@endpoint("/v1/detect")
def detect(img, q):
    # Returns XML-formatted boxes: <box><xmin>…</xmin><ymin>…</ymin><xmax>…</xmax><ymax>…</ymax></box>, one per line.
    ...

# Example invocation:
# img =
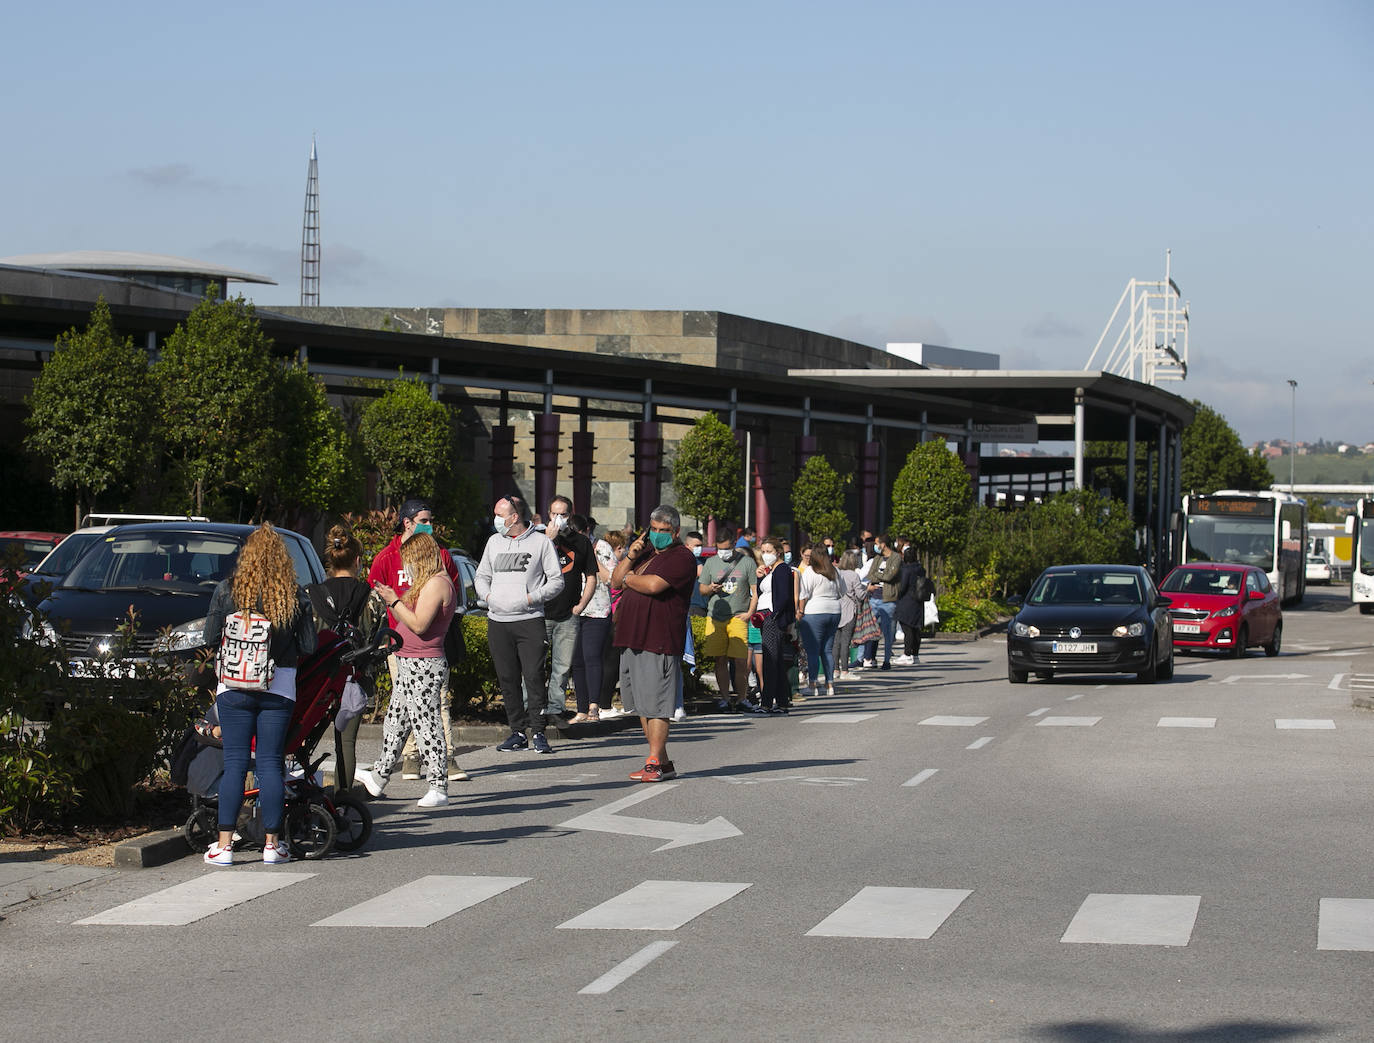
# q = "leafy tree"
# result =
<box><xmin>152</xmin><ymin>289</ymin><xmax>279</xmax><ymax>517</ymax></box>
<box><xmin>357</xmin><ymin>377</ymin><xmax>453</xmax><ymax>506</ymax></box>
<box><xmin>260</xmin><ymin>364</ymin><xmax>363</xmax><ymax>526</ymax></box>
<box><xmin>792</xmin><ymin>455</ymin><xmax>849</xmax><ymax>543</ymax></box>
<box><xmin>890</xmin><ymin>440</ymin><xmax>973</xmax><ymax>565</ymax></box>
<box><xmin>1180</xmin><ymin>401</ymin><xmax>1273</xmax><ymax>494</ymax></box>
<box><xmin>24</xmin><ymin>298</ymin><xmax>154</xmax><ymax>527</ymax></box>
<box><xmin>672</xmin><ymin>412</ymin><xmax>742</xmax><ymax>526</ymax></box>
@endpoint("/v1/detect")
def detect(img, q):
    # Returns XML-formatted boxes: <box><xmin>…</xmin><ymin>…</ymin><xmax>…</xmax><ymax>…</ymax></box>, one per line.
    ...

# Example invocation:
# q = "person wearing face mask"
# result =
<box><xmin>539</xmin><ymin>495</ymin><xmax>597</xmax><ymax>721</ymax></box>
<box><xmin>698</xmin><ymin>527</ymin><xmax>759</xmax><ymax>713</ymax></box>
<box><xmin>366</xmin><ymin>498</ymin><xmax>467</xmax><ymax>782</ymax></box>
<box><xmin>684</xmin><ymin>531</ymin><xmax>708</xmax><ymax>618</ymax></box>
<box><xmin>475</xmin><ymin>494</ymin><xmax>564</xmax><ymax>754</ymax></box>
<box><xmin>752</xmin><ymin>537</ymin><xmax>798</xmax><ymax>713</ymax></box>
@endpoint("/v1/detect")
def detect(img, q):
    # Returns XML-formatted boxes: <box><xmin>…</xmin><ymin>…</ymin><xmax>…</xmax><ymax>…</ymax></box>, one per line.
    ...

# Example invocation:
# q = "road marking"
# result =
<box><xmin>1036</xmin><ymin>716</ymin><xmax>1101</xmax><ymax>727</ymax></box>
<box><xmin>965</xmin><ymin>736</ymin><xmax>995</xmax><ymax>750</ymax></box>
<box><xmin>1064</xmin><ymin>693</ymin><xmax>1086</xmax><ymax>701</ymax></box>
<box><xmin>1028</xmin><ymin>707</ymin><xmax>1051</xmax><ymax>717</ymax></box>
<box><xmin>1158</xmin><ymin>717</ymin><xmax>1217</xmax><ymax>728</ymax></box>
<box><xmin>559</xmin><ymin>785</ymin><xmax>742</xmax><ymax>851</ymax></box>
<box><xmin>579</xmin><ymin>941</ymin><xmax>679</xmax><ymax>994</ymax></box>
<box><xmin>312</xmin><ymin>875</ymin><xmax>528</xmax><ymax>927</ymax></box>
<box><xmin>1061</xmin><ymin>893</ymin><xmax>1200</xmax><ymax>946</ymax></box>
<box><xmin>1275</xmin><ymin>719</ymin><xmax>1336</xmax><ymax>730</ymax></box>
<box><xmin>709</xmin><ymin>774</ymin><xmax>868</xmax><ymax>787</ymax></box>
<box><xmin>800</xmin><ymin>712</ymin><xmax>878</xmax><ymax>724</ymax></box>
<box><xmin>918</xmin><ymin>715</ymin><xmax>990</xmax><ymax>727</ymax></box>
<box><xmin>76</xmin><ymin>872</ymin><xmax>315</xmax><ymax>926</ymax></box>
<box><xmin>1318</xmin><ymin>898</ymin><xmax>1374</xmax><ymax>951</ymax></box>
<box><xmin>902</xmin><ymin>769</ymin><xmax>939</xmax><ymax>788</ymax></box>
<box><xmin>1328</xmin><ymin>674</ymin><xmax>1345</xmax><ymax>691</ymax></box>
<box><xmin>504</xmin><ymin>772</ymin><xmax>601</xmax><ymax>783</ymax></box>
<box><xmin>558</xmin><ymin>880</ymin><xmax>750</xmax><ymax>930</ymax></box>
<box><xmin>1094</xmin><ymin>684</ymin><xmax>1107</xmax><ymax>690</ymax></box>
<box><xmin>1220</xmin><ymin>673</ymin><xmax>1309</xmax><ymax>684</ymax></box>
<box><xmin>806</xmin><ymin>886</ymin><xmax>972</xmax><ymax>939</ymax></box>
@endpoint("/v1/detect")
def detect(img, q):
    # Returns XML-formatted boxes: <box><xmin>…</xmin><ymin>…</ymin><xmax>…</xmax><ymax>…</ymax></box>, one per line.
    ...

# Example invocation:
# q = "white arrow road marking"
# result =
<box><xmin>559</xmin><ymin>784</ymin><xmax>742</xmax><ymax>851</ymax></box>
<box><xmin>1329</xmin><ymin>673</ymin><xmax>1345</xmax><ymax>691</ymax></box>
<box><xmin>1220</xmin><ymin>673</ymin><xmax>1310</xmax><ymax>683</ymax></box>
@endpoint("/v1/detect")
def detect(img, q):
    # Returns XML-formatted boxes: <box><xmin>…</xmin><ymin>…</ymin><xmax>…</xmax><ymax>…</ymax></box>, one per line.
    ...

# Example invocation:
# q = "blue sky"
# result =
<box><xmin>5</xmin><ymin>0</ymin><xmax>1370</xmax><ymax>446</ymax></box>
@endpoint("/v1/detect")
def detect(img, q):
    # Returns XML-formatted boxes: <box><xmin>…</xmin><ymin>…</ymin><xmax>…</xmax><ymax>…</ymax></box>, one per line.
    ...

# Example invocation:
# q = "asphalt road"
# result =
<box><xmin>5</xmin><ymin>585</ymin><xmax>1374</xmax><ymax>1042</ymax></box>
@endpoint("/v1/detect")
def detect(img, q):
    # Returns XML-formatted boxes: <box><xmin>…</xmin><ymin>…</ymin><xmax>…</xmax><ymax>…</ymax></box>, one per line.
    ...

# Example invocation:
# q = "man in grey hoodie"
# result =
<box><xmin>475</xmin><ymin>494</ymin><xmax>564</xmax><ymax>753</ymax></box>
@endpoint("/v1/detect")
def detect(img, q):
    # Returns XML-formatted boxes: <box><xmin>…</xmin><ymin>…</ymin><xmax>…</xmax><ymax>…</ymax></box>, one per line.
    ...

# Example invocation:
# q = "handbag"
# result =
<box><xmin>923</xmin><ymin>598</ymin><xmax>940</xmax><ymax>628</ymax></box>
<box><xmin>852</xmin><ymin>599</ymin><xmax>880</xmax><ymax>645</ymax></box>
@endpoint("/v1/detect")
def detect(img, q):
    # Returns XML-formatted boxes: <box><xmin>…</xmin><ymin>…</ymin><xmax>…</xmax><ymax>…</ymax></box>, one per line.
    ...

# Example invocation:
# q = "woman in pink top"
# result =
<box><xmin>357</xmin><ymin>532</ymin><xmax>456</xmax><ymax>810</ymax></box>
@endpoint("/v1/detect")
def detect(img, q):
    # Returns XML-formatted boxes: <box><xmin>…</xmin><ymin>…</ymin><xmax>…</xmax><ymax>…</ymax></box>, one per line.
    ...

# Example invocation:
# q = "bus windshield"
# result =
<box><xmin>1185</xmin><ymin>515</ymin><xmax>1274</xmax><ymax>571</ymax></box>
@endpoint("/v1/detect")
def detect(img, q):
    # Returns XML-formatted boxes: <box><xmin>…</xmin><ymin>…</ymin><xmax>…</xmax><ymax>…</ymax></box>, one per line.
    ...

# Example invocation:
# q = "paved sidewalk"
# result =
<box><xmin>0</xmin><ymin>860</ymin><xmax>115</xmax><ymax>914</ymax></box>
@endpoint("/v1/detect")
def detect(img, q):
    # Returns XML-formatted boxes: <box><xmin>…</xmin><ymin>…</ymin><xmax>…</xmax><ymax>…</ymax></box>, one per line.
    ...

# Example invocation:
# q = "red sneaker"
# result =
<box><xmin>629</xmin><ymin>758</ymin><xmax>676</xmax><ymax>782</ymax></box>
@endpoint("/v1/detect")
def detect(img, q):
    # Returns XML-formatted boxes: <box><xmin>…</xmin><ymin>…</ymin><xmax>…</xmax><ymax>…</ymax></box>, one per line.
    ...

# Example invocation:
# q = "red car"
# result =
<box><xmin>0</xmin><ymin>530</ymin><xmax>65</xmax><ymax>574</ymax></box>
<box><xmin>1159</xmin><ymin>563</ymin><xmax>1282</xmax><ymax>658</ymax></box>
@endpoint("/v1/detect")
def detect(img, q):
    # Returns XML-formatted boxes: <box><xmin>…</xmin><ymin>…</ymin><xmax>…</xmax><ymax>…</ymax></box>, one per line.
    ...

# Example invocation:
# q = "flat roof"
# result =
<box><xmin>0</xmin><ymin>250</ymin><xmax>275</xmax><ymax>286</ymax></box>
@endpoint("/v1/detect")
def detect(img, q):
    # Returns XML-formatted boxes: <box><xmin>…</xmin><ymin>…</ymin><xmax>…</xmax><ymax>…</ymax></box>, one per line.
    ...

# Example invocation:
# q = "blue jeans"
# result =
<box><xmin>871</xmin><ymin>599</ymin><xmax>896</xmax><ymax>664</ymax></box>
<box><xmin>799</xmin><ymin>612</ymin><xmax>841</xmax><ymax>686</ymax></box>
<box><xmin>216</xmin><ymin>688</ymin><xmax>294</xmax><ymax>833</ymax></box>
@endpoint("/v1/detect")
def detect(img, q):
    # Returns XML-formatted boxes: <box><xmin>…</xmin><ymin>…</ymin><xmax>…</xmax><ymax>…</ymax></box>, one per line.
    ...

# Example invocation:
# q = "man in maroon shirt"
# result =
<box><xmin>611</xmin><ymin>504</ymin><xmax>697</xmax><ymax>782</ymax></box>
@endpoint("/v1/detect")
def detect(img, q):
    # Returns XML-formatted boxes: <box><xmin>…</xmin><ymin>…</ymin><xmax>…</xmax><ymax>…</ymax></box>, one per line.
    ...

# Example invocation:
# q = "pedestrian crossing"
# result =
<box><xmin>70</xmin><ymin>872</ymin><xmax>1374</xmax><ymax>952</ymax></box>
<box><xmin>913</xmin><ymin>713</ymin><xmax>1347</xmax><ymax>731</ymax></box>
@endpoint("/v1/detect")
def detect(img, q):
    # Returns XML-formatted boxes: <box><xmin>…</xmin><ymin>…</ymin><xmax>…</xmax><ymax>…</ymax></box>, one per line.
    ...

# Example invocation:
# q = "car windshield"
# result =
<box><xmin>62</xmin><ymin>532</ymin><xmax>244</xmax><ymax>593</ymax></box>
<box><xmin>0</xmin><ymin>536</ymin><xmax>61</xmax><ymax>571</ymax></box>
<box><xmin>31</xmin><ymin>532</ymin><xmax>103</xmax><ymax>577</ymax></box>
<box><xmin>1160</xmin><ymin>568</ymin><xmax>1243</xmax><ymax>596</ymax></box>
<box><xmin>1028</xmin><ymin>571</ymin><xmax>1144</xmax><ymax>606</ymax></box>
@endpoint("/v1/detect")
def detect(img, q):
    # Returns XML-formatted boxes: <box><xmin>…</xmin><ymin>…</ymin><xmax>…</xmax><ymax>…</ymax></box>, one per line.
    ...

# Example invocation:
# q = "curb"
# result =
<box><xmin>113</xmin><ymin>828</ymin><xmax>189</xmax><ymax>869</ymax></box>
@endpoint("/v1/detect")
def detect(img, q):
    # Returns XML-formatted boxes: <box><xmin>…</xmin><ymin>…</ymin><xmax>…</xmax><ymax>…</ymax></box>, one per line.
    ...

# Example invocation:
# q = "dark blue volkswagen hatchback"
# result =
<box><xmin>1006</xmin><ymin>564</ymin><xmax>1174</xmax><ymax>684</ymax></box>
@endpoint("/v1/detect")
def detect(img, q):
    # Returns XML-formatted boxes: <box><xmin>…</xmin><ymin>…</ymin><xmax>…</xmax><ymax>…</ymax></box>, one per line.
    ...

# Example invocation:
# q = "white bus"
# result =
<box><xmin>1346</xmin><ymin>498</ymin><xmax>1374</xmax><ymax>613</ymax></box>
<box><xmin>1178</xmin><ymin>490</ymin><xmax>1307</xmax><ymax>604</ymax></box>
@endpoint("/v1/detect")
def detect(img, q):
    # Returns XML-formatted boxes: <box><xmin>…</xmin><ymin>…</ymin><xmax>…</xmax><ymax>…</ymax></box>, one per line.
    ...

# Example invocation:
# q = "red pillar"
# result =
<box><xmin>533</xmin><ymin>413</ymin><xmax>561</xmax><ymax>518</ymax></box>
<box><xmin>752</xmin><ymin>442</ymin><xmax>771</xmax><ymax>538</ymax></box>
<box><xmin>633</xmin><ymin>421</ymin><xmax>662</xmax><ymax>525</ymax></box>
<box><xmin>571</xmin><ymin>430</ymin><xmax>595</xmax><ymax>518</ymax></box>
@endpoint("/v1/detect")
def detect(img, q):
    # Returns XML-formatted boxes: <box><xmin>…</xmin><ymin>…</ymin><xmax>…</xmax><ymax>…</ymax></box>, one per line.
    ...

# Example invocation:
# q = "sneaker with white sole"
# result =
<box><xmin>496</xmin><ymin>732</ymin><xmax>529</xmax><ymax>752</ymax></box>
<box><xmin>417</xmin><ymin>788</ymin><xmax>449</xmax><ymax>809</ymax></box>
<box><xmin>400</xmin><ymin>755</ymin><xmax>421</xmax><ymax>780</ymax></box>
<box><xmin>204</xmin><ymin>841</ymin><xmax>233</xmax><ymax>866</ymax></box>
<box><xmin>447</xmin><ymin>757</ymin><xmax>470</xmax><ymax>782</ymax></box>
<box><xmin>672</xmin><ymin>707</ymin><xmax>688</xmax><ymax>722</ymax></box>
<box><xmin>599</xmin><ymin>706</ymin><xmax>624</xmax><ymax>720</ymax></box>
<box><xmin>530</xmin><ymin>733</ymin><xmax>553</xmax><ymax>754</ymax></box>
<box><xmin>263</xmin><ymin>840</ymin><xmax>291</xmax><ymax>864</ymax></box>
<box><xmin>356</xmin><ymin>768</ymin><xmax>386</xmax><ymax>798</ymax></box>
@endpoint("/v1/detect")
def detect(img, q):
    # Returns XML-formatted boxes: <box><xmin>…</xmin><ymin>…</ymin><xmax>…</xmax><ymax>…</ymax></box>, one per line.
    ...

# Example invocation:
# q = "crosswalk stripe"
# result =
<box><xmin>1317</xmin><ymin>898</ymin><xmax>1374</xmax><ymax>951</ymax></box>
<box><xmin>806</xmin><ymin>886</ymin><xmax>972</xmax><ymax>939</ymax></box>
<box><xmin>312</xmin><ymin>875</ymin><xmax>529</xmax><ymax>927</ymax></box>
<box><xmin>557</xmin><ymin>880</ymin><xmax>750</xmax><ymax>931</ymax></box>
<box><xmin>919</xmin><ymin>715</ymin><xmax>990</xmax><ymax>727</ymax></box>
<box><xmin>800</xmin><ymin>713</ymin><xmax>877</xmax><ymax>724</ymax></box>
<box><xmin>902</xmin><ymin>769</ymin><xmax>939</xmax><ymax>788</ymax></box>
<box><xmin>75</xmin><ymin>872</ymin><xmax>315</xmax><ymax>926</ymax></box>
<box><xmin>579</xmin><ymin>941</ymin><xmax>679</xmax><ymax>994</ymax></box>
<box><xmin>1275</xmin><ymin>719</ymin><xmax>1336</xmax><ymax>730</ymax></box>
<box><xmin>965</xmin><ymin>736</ymin><xmax>995</xmax><ymax>750</ymax></box>
<box><xmin>1061</xmin><ymin>893</ymin><xmax>1200</xmax><ymax>946</ymax></box>
<box><xmin>1158</xmin><ymin>717</ymin><xmax>1217</xmax><ymax>728</ymax></box>
<box><xmin>1036</xmin><ymin>716</ymin><xmax>1101</xmax><ymax>727</ymax></box>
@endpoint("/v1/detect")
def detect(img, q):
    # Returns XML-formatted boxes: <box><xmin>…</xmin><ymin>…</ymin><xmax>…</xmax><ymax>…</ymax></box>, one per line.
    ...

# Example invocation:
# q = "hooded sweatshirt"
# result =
<box><xmin>474</xmin><ymin>524</ymin><xmax>564</xmax><ymax>623</ymax></box>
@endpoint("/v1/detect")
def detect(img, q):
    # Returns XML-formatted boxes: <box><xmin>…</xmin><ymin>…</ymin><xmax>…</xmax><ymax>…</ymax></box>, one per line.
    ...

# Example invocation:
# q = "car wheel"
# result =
<box><xmin>1158</xmin><ymin>644</ymin><xmax>1174</xmax><ymax>680</ymax></box>
<box><xmin>1230</xmin><ymin>624</ymin><xmax>1248</xmax><ymax>659</ymax></box>
<box><xmin>1137</xmin><ymin>640</ymin><xmax>1159</xmax><ymax>683</ymax></box>
<box><xmin>1264</xmin><ymin>622</ymin><xmax>1282</xmax><ymax>658</ymax></box>
<box><xmin>1361</xmin><ymin>604</ymin><xmax>1374</xmax><ymax>616</ymax></box>
<box><xmin>1008</xmin><ymin>664</ymin><xmax>1028</xmax><ymax>684</ymax></box>
<box><xmin>1034</xmin><ymin>670</ymin><xmax>1054</xmax><ymax>681</ymax></box>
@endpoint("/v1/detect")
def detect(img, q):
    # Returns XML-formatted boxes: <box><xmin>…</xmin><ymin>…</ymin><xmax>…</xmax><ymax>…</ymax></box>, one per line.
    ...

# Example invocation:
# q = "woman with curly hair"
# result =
<box><xmin>358</xmin><ymin>531</ymin><xmax>456</xmax><ymax>809</ymax></box>
<box><xmin>202</xmin><ymin>523</ymin><xmax>317</xmax><ymax>866</ymax></box>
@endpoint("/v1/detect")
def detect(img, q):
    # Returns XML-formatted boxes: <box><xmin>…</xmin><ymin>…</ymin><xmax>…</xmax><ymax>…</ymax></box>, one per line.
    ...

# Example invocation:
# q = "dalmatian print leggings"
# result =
<box><xmin>373</xmin><ymin>656</ymin><xmax>448</xmax><ymax>792</ymax></box>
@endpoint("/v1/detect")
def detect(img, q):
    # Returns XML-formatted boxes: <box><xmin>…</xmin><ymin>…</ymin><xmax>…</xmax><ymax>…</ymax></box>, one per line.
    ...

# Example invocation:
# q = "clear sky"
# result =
<box><xmin>5</xmin><ymin>1</ymin><xmax>1370</xmax><ymax>447</ymax></box>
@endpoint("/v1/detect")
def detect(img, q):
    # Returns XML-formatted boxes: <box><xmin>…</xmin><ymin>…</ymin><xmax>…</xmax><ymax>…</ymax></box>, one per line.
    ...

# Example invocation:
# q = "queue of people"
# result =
<box><xmin>202</xmin><ymin>504</ymin><xmax>938</xmax><ymax>866</ymax></box>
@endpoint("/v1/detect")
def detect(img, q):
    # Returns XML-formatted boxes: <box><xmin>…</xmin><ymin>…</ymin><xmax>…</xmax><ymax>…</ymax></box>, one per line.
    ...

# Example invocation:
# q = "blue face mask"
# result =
<box><xmin>648</xmin><ymin>530</ymin><xmax>674</xmax><ymax>550</ymax></box>
<box><xmin>690</xmin><ymin>545</ymin><xmax>702</xmax><ymax>558</ymax></box>
<box><xmin>784</xmin><ymin>552</ymin><xmax>793</xmax><ymax>564</ymax></box>
<box><xmin>412</xmin><ymin>522</ymin><xmax>433</xmax><ymax>535</ymax></box>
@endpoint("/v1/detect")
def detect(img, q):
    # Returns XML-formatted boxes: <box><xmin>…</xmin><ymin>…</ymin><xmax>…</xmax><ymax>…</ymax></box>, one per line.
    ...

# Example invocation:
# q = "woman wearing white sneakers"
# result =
<box><xmin>358</xmin><ymin>532</ymin><xmax>457</xmax><ymax>809</ymax></box>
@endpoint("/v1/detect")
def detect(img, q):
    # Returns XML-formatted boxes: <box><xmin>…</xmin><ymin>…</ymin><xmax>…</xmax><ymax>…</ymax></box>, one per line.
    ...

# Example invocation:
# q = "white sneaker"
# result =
<box><xmin>599</xmin><ymin>706</ymin><xmax>623</xmax><ymax>720</ymax></box>
<box><xmin>263</xmin><ymin>840</ymin><xmax>291</xmax><ymax>864</ymax></box>
<box><xmin>356</xmin><ymin>768</ymin><xmax>386</xmax><ymax>798</ymax></box>
<box><xmin>672</xmin><ymin>707</ymin><xmax>688</xmax><ymax>722</ymax></box>
<box><xmin>417</xmin><ymin>788</ymin><xmax>450</xmax><ymax>809</ymax></box>
<box><xmin>826</xmin><ymin>684</ymin><xmax>836</xmax><ymax>697</ymax></box>
<box><xmin>862</xmin><ymin>659</ymin><xmax>875</xmax><ymax>669</ymax></box>
<box><xmin>892</xmin><ymin>655</ymin><xmax>915</xmax><ymax>666</ymax></box>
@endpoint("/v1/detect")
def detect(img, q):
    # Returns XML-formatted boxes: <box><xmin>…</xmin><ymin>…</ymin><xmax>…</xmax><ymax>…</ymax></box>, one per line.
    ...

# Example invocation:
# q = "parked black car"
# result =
<box><xmin>28</xmin><ymin>522</ymin><xmax>326</xmax><ymax>688</ymax></box>
<box><xmin>1006</xmin><ymin>564</ymin><xmax>1174</xmax><ymax>684</ymax></box>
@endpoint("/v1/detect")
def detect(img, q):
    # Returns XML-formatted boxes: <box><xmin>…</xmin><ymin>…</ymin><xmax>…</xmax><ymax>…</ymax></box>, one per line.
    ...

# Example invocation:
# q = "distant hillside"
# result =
<box><xmin>1275</xmin><ymin>453</ymin><xmax>1374</xmax><ymax>485</ymax></box>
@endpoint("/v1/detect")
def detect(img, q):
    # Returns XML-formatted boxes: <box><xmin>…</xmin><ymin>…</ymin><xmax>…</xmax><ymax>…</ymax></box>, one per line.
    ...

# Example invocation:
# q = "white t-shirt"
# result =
<box><xmin>584</xmin><ymin>538</ymin><xmax>615</xmax><ymax>619</ymax></box>
<box><xmin>799</xmin><ymin>569</ymin><xmax>842</xmax><ymax>615</ymax></box>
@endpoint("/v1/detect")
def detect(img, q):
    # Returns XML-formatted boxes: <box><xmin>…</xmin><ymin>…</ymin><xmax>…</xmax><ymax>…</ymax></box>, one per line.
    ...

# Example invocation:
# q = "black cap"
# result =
<box><xmin>395</xmin><ymin>498</ymin><xmax>433</xmax><ymax>533</ymax></box>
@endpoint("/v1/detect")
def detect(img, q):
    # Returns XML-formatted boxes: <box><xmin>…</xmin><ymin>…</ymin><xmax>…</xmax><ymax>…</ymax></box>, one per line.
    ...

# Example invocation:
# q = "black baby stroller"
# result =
<box><xmin>176</xmin><ymin>624</ymin><xmax>400</xmax><ymax>859</ymax></box>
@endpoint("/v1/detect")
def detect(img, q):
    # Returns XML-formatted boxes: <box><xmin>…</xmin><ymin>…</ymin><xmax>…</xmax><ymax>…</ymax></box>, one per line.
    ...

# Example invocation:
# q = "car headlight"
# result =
<box><xmin>159</xmin><ymin>616</ymin><xmax>208</xmax><ymax>653</ymax></box>
<box><xmin>20</xmin><ymin>614</ymin><xmax>60</xmax><ymax>647</ymax></box>
<box><xmin>1112</xmin><ymin>622</ymin><xmax>1146</xmax><ymax>638</ymax></box>
<box><xmin>1211</xmin><ymin>604</ymin><xmax>1238</xmax><ymax>619</ymax></box>
<box><xmin>1011</xmin><ymin>621</ymin><xmax>1040</xmax><ymax>638</ymax></box>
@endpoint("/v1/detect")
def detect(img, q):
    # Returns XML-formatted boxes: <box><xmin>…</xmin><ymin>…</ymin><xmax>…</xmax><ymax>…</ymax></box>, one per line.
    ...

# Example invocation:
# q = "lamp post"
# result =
<box><xmin>1287</xmin><ymin>379</ymin><xmax>1297</xmax><ymax>493</ymax></box>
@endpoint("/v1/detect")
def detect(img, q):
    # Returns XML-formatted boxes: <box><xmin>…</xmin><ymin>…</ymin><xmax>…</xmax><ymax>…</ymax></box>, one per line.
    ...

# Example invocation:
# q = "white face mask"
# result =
<box><xmin>761</xmin><ymin>552</ymin><xmax>777</xmax><ymax>566</ymax></box>
<box><xmin>717</xmin><ymin>549</ymin><xmax>734</xmax><ymax>563</ymax></box>
<box><xmin>548</xmin><ymin>514</ymin><xmax>565</xmax><ymax>531</ymax></box>
<box><xmin>494</xmin><ymin>514</ymin><xmax>510</xmax><ymax>536</ymax></box>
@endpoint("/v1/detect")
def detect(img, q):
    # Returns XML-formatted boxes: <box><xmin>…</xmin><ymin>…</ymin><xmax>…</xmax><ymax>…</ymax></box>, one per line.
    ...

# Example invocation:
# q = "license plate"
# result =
<box><xmin>1173</xmin><ymin>623</ymin><xmax>1201</xmax><ymax>635</ymax></box>
<box><xmin>1051</xmin><ymin>641</ymin><xmax>1097</xmax><ymax>653</ymax></box>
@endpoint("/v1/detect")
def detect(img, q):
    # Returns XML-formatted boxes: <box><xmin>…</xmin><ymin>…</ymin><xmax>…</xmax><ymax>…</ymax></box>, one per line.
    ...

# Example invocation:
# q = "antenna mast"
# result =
<box><xmin>300</xmin><ymin>136</ymin><xmax>320</xmax><ymax>306</ymax></box>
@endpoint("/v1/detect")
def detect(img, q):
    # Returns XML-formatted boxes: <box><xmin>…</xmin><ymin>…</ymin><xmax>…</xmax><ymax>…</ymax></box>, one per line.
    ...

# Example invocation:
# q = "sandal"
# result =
<box><xmin>193</xmin><ymin>718</ymin><xmax>223</xmax><ymax>748</ymax></box>
<box><xmin>568</xmin><ymin>713</ymin><xmax>590</xmax><ymax>724</ymax></box>
<box><xmin>587</xmin><ymin>708</ymin><xmax>601</xmax><ymax>721</ymax></box>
